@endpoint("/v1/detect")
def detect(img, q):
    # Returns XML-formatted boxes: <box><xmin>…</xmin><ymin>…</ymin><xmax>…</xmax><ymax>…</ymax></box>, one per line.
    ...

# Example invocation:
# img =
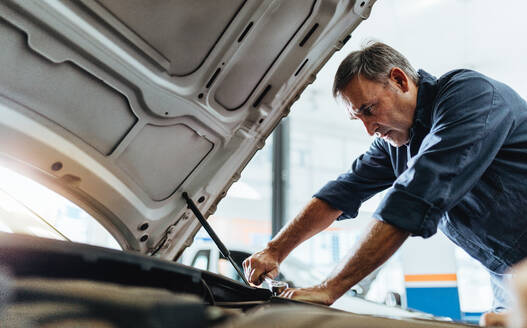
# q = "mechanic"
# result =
<box><xmin>243</xmin><ymin>41</ymin><xmax>527</xmax><ymax>323</ymax></box>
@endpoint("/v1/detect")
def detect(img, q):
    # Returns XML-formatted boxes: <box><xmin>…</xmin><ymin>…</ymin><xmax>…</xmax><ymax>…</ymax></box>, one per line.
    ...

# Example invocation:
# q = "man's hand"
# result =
<box><xmin>242</xmin><ymin>249</ymin><xmax>280</xmax><ymax>286</ymax></box>
<box><xmin>279</xmin><ymin>283</ymin><xmax>337</xmax><ymax>306</ymax></box>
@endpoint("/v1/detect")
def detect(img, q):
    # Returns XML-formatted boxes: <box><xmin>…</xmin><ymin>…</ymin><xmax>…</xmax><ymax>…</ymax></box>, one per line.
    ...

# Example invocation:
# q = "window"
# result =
<box><xmin>0</xmin><ymin>166</ymin><xmax>120</xmax><ymax>250</ymax></box>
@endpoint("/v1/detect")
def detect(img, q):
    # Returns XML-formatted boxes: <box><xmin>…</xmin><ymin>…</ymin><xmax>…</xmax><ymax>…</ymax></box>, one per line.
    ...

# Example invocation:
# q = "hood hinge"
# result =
<box><xmin>150</xmin><ymin>213</ymin><xmax>191</xmax><ymax>256</ymax></box>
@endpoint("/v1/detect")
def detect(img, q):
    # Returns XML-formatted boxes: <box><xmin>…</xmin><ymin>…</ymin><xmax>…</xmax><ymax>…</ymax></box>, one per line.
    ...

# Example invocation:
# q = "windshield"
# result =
<box><xmin>0</xmin><ymin>166</ymin><xmax>120</xmax><ymax>250</ymax></box>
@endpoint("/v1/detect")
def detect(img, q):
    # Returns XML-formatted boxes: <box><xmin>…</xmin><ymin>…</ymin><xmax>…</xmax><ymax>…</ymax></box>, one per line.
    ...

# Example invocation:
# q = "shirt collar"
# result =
<box><xmin>412</xmin><ymin>69</ymin><xmax>438</xmax><ymax>132</ymax></box>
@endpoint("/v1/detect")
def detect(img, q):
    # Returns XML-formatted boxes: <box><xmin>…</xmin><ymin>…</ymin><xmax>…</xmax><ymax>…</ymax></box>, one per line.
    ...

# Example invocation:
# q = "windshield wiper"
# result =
<box><xmin>182</xmin><ymin>192</ymin><xmax>251</xmax><ymax>286</ymax></box>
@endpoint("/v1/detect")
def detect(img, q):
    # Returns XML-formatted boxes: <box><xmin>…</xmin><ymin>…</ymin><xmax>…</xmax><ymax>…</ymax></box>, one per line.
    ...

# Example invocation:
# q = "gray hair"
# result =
<box><xmin>332</xmin><ymin>41</ymin><xmax>419</xmax><ymax>100</ymax></box>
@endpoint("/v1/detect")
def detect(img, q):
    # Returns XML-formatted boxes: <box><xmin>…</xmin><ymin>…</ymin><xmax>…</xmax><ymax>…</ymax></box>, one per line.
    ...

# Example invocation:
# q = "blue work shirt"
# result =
<box><xmin>315</xmin><ymin>69</ymin><xmax>527</xmax><ymax>274</ymax></box>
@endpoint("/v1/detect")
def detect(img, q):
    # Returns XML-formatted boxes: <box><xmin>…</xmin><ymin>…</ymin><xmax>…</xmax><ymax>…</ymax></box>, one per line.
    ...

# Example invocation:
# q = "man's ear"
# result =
<box><xmin>389</xmin><ymin>67</ymin><xmax>409</xmax><ymax>92</ymax></box>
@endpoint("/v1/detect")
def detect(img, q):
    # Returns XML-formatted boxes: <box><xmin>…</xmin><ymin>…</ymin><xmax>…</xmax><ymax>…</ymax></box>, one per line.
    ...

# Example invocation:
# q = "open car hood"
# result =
<box><xmin>0</xmin><ymin>0</ymin><xmax>375</xmax><ymax>258</ymax></box>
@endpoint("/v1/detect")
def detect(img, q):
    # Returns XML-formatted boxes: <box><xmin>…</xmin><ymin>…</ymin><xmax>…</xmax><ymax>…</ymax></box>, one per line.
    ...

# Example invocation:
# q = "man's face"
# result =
<box><xmin>341</xmin><ymin>69</ymin><xmax>417</xmax><ymax>147</ymax></box>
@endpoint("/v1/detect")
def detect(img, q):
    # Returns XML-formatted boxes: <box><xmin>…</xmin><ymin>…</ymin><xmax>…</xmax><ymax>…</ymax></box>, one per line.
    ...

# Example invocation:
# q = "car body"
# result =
<box><xmin>0</xmin><ymin>0</ymin><xmax>476</xmax><ymax>327</ymax></box>
<box><xmin>181</xmin><ymin>240</ymin><xmax>438</xmax><ymax>319</ymax></box>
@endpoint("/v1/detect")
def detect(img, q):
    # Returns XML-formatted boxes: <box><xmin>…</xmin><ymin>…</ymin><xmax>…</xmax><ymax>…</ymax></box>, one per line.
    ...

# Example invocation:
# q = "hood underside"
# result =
<box><xmin>0</xmin><ymin>0</ymin><xmax>374</xmax><ymax>258</ymax></box>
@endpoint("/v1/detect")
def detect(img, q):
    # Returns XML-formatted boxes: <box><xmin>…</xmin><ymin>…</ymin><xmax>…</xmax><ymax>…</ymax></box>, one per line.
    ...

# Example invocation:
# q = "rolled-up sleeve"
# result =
<box><xmin>374</xmin><ymin>75</ymin><xmax>514</xmax><ymax>238</ymax></box>
<box><xmin>314</xmin><ymin>138</ymin><xmax>396</xmax><ymax>220</ymax></box>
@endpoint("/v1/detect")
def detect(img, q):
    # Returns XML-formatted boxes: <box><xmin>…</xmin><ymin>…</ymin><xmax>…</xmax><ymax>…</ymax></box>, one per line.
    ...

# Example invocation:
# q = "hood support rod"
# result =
<box><xmin>182</xmin><ymin>192</ymin><xmax>251</xmax><ymax>286</ymax></box>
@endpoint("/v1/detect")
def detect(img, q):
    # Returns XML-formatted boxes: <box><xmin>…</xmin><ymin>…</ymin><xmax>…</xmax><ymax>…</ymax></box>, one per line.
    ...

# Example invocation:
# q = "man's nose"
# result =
<box><xmin>359</xmin><ymin>117</ymin><xmax>377</xmax><ymax>136</ymax></box>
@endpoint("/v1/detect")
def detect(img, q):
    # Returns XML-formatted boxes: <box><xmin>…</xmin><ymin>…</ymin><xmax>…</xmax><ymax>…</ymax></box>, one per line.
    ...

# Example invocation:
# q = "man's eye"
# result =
<box><xmin>363</xmin><ymin>105</ymin><xmax>374</xmax><ymax>116</ymax></box>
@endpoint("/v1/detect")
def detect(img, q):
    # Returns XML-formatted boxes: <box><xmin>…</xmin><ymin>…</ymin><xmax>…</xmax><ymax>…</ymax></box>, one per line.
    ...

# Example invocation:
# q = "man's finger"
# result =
<box><xmin>249</xmin><ymin>267</ymin><xmax>256</xmax><ymax>283</ymax></box>
<box><xmin>280</xmin><ymin>289</ymin><xmax>295</xmax><ymax>299</ymax></box>
<box><xmin>267</xmin><ymin>268</ymin><xmax>279</xmax><ymax>279</ymax></box>
<box><xmin>242</xmin><ymin>261</ymin><xmax>249</xmax><ymax>280</ymax></box>
<box><xmin>249</xmin><ymin>267</ymin><xmax>263</xmax><ymax>285</ymax></box>
<box><xmin>243</xmin><ymin>258</ymin><xmax>251</xmax><ymax>279</ymax></box>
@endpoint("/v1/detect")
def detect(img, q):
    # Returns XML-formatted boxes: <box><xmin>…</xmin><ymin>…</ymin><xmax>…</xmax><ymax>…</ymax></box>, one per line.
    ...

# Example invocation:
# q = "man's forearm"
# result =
<box><xmin>322</xmin><ymin>219</ymin><xmax>409</xmax><ymax>301</ymax></box>
<box><xmin>266</xmin><ymin>198</ymin><xmax>342</xmax><ymax>262</ymax></box>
